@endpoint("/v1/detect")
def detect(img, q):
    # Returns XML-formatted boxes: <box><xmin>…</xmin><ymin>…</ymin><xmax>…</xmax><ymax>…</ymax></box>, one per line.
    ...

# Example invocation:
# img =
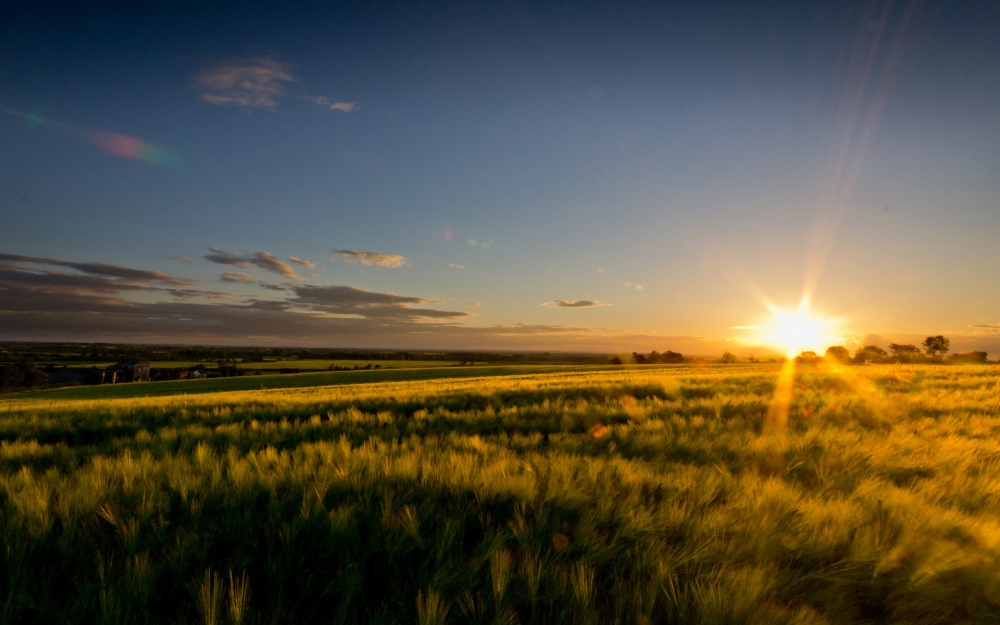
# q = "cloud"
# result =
<box><xmin>448</xmin><ymin>264</ymin><xmax>465</xmax><ymax>269</ymax></box>
<box><xmin>0</xmin><ymin>255</ymin><xmax>232</xmax><ymax>308</ymax></box>
<box><xmin>971</xmin><ymin>324</ymin><xmax>1000</xmax><ymax>329</ymax></box>
<box><xmin>204</xmin><ymin>248</ymin><xmax>300</xmax><ymax>280</ymax></box>
<box><xmin>167</xmin><ymin>255</ymin><xmax>193</xmax><ymax>263</ymax></box>
<box><xmin>220</xmin><ymin>272</ymin><xmax>254</xmax><ymax>284</ymax></box>
<box><xmin>0</xmin><ymin>254</ymin><xmax>473</xmax><ymax>342</ymax></box>
<box><xmin>256</xmin><ymin>282</ymin><xmax>295</xmax><ymax>292</ymax></box>
<box><xmin>729</xmin><ymin>325</ymin><xmax>767</xmax><ymax>330</ymax></box>
<box><xmin>313</xmin><ymin>96</ymin><xmax>356</xmax><ymax>112</ymax></box>
<box><xmin>194</xmin><ymin>58</ymin><xmax>295</xmax><ymax>108</ymax></box>
<box><xmin>204</xmin><ymin>247</ymin><xmax>251</xmax><ymax>269</ymax></box>
<box><xmin>464</xmin><ymin>301</ymin><xmax>482</xmax><ymax>306</ymax></box>
<box><xmin>331</xmin><ymin>250</ymin><xmax>410</xmax><ymax>268</ymax></box>
<box><xmin>541</xmin><ymin>300</ymin><xmax>606</xmax><ymax>308</ymax></box>
<box><xmin>290</xmin><ymin>285</ymin><xmax>467</xmax><ymax>320</ymax></box>
<box><xmin>249</xmin><ymin>252</ymin><xmax>299</xmax><ymax>280</ymax></box>
<box><xmin>288</xmin><ymin>256</ymin><xmax>316</xmax><ymax>269</ymax></box>
<box><xmin>0</xmin><ymin>253</ymin><xmax>195</xmax><ymax>287</ymax></box>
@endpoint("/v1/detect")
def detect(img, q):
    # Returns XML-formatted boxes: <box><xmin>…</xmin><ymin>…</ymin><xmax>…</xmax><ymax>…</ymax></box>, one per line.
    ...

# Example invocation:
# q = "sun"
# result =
<box><xmin>764</xmin><ymin>300</ymin><xmax>836</xmax><ymax>359</ymax></box>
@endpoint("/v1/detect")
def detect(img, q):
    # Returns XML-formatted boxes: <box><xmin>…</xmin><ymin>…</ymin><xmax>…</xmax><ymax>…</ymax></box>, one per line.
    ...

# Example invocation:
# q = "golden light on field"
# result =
<box><xmin>763</xmin><ymin>299</ymin><xmax>838</xmax><ymax>359</ymax></box>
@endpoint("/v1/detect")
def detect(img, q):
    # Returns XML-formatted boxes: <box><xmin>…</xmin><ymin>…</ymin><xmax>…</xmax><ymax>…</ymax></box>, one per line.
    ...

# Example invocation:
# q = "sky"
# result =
<box><xmin>1</xmin><ymin>0</ymin><xmax>998</xmax><ymax>356</ymax></box>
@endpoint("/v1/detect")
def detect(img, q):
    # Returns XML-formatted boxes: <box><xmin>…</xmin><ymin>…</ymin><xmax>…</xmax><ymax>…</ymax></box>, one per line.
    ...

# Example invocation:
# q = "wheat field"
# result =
<box><xmin>1</xmin><ymin>363</ymin><xmax>999</xmax><ymax>624</ymax></box>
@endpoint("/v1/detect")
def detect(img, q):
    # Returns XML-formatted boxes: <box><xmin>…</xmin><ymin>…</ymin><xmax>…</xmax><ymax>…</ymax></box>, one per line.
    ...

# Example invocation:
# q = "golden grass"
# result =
<box><xmin>0</xmin><ymin>363</ymin><xmax>998</xmax><ymax>623</ymax></box>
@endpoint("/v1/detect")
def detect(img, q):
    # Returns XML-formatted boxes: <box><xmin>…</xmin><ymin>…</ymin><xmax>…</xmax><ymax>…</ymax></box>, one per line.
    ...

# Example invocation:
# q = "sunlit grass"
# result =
<box><xmin>0</xmin><ymin>363</ymin><xmax>999</xmax><ymax>623</ymax></box>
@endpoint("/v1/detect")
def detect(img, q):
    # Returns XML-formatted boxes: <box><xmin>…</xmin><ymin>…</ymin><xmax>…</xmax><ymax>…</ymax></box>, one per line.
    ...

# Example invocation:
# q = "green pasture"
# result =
<box><xmin>37</xmin><ymin>359</ymin><xmax>461</xmax><ymax>371</ymax></box>
<box><xmin>2</xmin><ymin>363</ymin><xmax>619</xmax><ymax>402</ymax></box>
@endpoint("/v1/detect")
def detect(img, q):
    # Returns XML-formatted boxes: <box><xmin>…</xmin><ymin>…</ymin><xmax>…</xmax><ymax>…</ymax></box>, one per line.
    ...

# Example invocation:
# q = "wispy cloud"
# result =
<box><xmin>250</xmin><ymin>252</ymin><xmax>299</xmax><ymax>279</ymax></box>
<box><xmin>313</xmin><ymin>96</ymin><xmax>356</xmax><ymax>112</ymax></box>
<box><xmin>220</xmin><ymin>271</ymin><xmax>254</xmax><ymax>284</ymax></box>
<box><xmin>288</xmin><ymin>256</ymin><xmax>316</xmax><ymax>268</ymax></box>
<box><xmin>204</xmin><ymin>248</ymin><xmax>300</xmax><ymax>280</ymax></box>
<box><xmin>0</xmin><ymin>253</ymin><xmax>195</xmax><ymax>287</ymax></box>
<box><xmin>291</xmin><ymin>285</ymin><xmax>467</xmax><ymax>320</ymax></box>
<box><xmin>194</xmin><ymin>58</ymin><xmax>295</xmax><ymax>108</ymax></box>
<box><xmin>331</xmin><ymin>249</ymin><xmax>409</xmax><ymax>268</ymax></box>
<box><xmin>541</xmin><ymin>300</ymin><xmax>606</xmax><ymax>308</ymax></box>
<box><xmin>167</xmin><ymin>255</ymin><xmax>193</xmax><ymax>263</ymax></box>
<box><xmin>729</xmin><ymin>325</ymin><xmax>767</xmax><ymax>330</ymax></box>
<box><xmin>448</xmin><ymin>263</ymin><xmax>465</xmax><ymax>269</ymax></box>
<box><xmin>971</xmin><ymin>324</ymin><xmax>1000</xmax><ymax>329</ymax></box>
<box><xmin>464</xmin><ymin>301</ymin><xmax>482</xmax><ymax>306</ymax></box>
<box><xmin>204</xmin><ymin>247</ymin><xmax>251</xmax><ymax>269</ymax></box>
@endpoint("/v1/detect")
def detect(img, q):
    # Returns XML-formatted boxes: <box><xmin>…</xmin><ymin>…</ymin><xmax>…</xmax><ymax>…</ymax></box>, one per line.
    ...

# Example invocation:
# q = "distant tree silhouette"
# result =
<box><xmin>796</xmin><ymin>351</ymin><xmax>821</xmax><ymax>363</ymax></box>
<box><xmin>948</xmin><ymin>351</ymin><xmax>987</xmax><ymax>363</ymax></box>
<box><xmin>721</xmin><ymin>351</ymin><xmax>737</xmax><ymax>363</ymax></box>
<box><xmin>609</xmin><ymin>356</ymin><xmax>623</xmax><ymax>365</ymax></box>
<box><xmin>922</xmin><ymin>335</ymin><xmax>950</xmax><ymax>357</ymax></box>
<box><xmin>632</xmin><ymin>350</ymin><xmax>683</xmax><ymax>364</ymax></box>
<box><xmin>825</xmin><ymin>346</ymin><xmax>850</xmax><ymax>363</ymax></box>
<box><xmin>854</xmin><ymin>345</ymin><xmax>888</xmax><ymax>364</ymax></box>
<box><xmin>889</xmin><ymin>344</ymin><xmax>921</xmax><ymax>361</ymax></box>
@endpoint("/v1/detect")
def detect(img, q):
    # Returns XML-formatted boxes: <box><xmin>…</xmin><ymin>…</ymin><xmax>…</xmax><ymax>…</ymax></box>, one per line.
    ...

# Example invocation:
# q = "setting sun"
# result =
<box><xmin>764</xmin><ymin>301</ymin><xmax>837</xmax><ymax>358</ymax></box>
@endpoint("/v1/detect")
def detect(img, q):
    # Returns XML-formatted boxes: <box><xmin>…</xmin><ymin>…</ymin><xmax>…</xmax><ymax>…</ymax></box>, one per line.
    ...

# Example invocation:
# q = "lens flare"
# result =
<box><xmin>0</xmin><ymin>105</ymin><xmax>181</xmax><ymax>169</ymax></box>
<box><xmin>81</xmin><ymin>129</ymin><xmax>181</xmax><ymax>168</ymax></box>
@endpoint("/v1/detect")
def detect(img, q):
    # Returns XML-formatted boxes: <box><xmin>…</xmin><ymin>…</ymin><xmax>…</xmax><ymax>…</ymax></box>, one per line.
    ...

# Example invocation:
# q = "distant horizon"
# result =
<box><xmin>2</xmin><ymin>336</ymin><xmax>995</xmax><ymax>362</ymax></box>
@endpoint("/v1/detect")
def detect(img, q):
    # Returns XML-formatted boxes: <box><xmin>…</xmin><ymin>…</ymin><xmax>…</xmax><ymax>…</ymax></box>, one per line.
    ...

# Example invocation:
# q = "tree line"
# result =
<box><xmin>617</xmin><ymin>336</ymin><xmax>993</xmax><ymax>366</ymax></box>
<box><xmin>813</xmin><ymin>335</ymin><xmax>990</xmax><ymax>364</ymax></box>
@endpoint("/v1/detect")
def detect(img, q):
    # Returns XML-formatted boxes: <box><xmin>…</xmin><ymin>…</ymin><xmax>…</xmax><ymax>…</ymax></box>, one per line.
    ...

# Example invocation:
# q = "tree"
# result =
<box><xmin>922</xmin><ymin>335</ymin><xmax>950</xmax><ymax>357</ymax></box>
<box><xmin>889</xmin><ymin>343</ymin><xmax>921</xmax><ymax>358</ymax></box>
<box><xmin>949</xmin><ymin>351</ymin><xmax>987</xmax><ymax>363</ymax></box>
<box><xmin>889</xmin><ymin>343</ymin><xmax>922</xmax><ymax>363</ymax></box>
<box><xmin>825</xmin><ymin>346</ymin><xmax>850</xmax><ymax>363</ymax></box>
<box><xmin>661</xmin><ymin>351</ymin><xmax>684</xmax><ymax>364</ymax></box>
<box><xmin>796</xmin><ymin>351</ymin><xmax>821</xmax><ymax>363</ymax></box>
<box><xmin>720</xmin><ymin>351</ymin><xmax>737</xmax><ymax>363</ymax></box>
<box><xmin>854</xmin><ymin>345</ymin><xmax>887</xmax><ymax>364</ymax></box>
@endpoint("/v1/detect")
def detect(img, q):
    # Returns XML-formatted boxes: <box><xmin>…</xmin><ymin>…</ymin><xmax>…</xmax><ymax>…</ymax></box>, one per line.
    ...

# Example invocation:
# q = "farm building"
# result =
<box><xmin>48</xmin><ymin>367</ymin><xmax>85</xmax><ymax>385</ymax></box>
<box><xmin>104</xmin><ymin>360</ymin><xmax>150</xmax><ymax>383</ymax></box>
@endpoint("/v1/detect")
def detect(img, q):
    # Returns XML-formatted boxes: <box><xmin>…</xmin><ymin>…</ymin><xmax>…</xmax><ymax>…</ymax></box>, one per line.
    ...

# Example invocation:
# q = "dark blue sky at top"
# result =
<box><xmin>1</xmin><ymin>0</ymin><xmax>998</xmax><ymax>350</ymax></box>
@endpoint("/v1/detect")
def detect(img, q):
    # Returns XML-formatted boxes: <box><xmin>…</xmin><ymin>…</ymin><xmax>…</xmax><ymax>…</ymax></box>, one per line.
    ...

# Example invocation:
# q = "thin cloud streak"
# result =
<box><xmin>331</xmin><ymin>249</ymin><xmax>409</xmax><ymax>267</ymax></box>
<box><xmin>288</xmin><ymin>256</ymin><xmax>316</xmax><ymax>268</ymax></box>
<box><xmin>204</xmin><ymin>247</ymin><xmax>251</xmax><ymax>269</ymax></box>
<box><xmin>249</xmin><ymin>252</ymin><xmax>299</xmax><ymax>280</ymax></box>
<box><xmin>0</xmin><ymin>253</ymin><xmax>196</xmax><ymax>287</ymax></box>
<box><xmin>541</xmin><ymin>300</ymin><xmax>606</xmax><ymax>308</ymax></box>
<box><xmin>220</xmin><ymin>272</ymin><xmax>254</xmax><ymax>284</ymax></box>
<box><xmin>313</xmin><ymin>96</ymin><xmax>356</xmax><ymax>112</ymax></box>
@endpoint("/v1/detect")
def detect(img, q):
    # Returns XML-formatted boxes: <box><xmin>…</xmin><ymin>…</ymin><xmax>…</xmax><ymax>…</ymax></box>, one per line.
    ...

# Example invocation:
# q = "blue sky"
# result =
<box><xmin>1</xmin><ymin>1</ymin><xmax>998</xmax><ymax>354</ymax></box>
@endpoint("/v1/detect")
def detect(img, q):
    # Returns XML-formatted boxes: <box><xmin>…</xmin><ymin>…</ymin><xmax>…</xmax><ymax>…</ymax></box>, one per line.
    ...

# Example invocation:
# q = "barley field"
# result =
<box><xmin>1</xmin><ymin>363</ymin><xmax>1000</xmax><ymax>624</ymax></box>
